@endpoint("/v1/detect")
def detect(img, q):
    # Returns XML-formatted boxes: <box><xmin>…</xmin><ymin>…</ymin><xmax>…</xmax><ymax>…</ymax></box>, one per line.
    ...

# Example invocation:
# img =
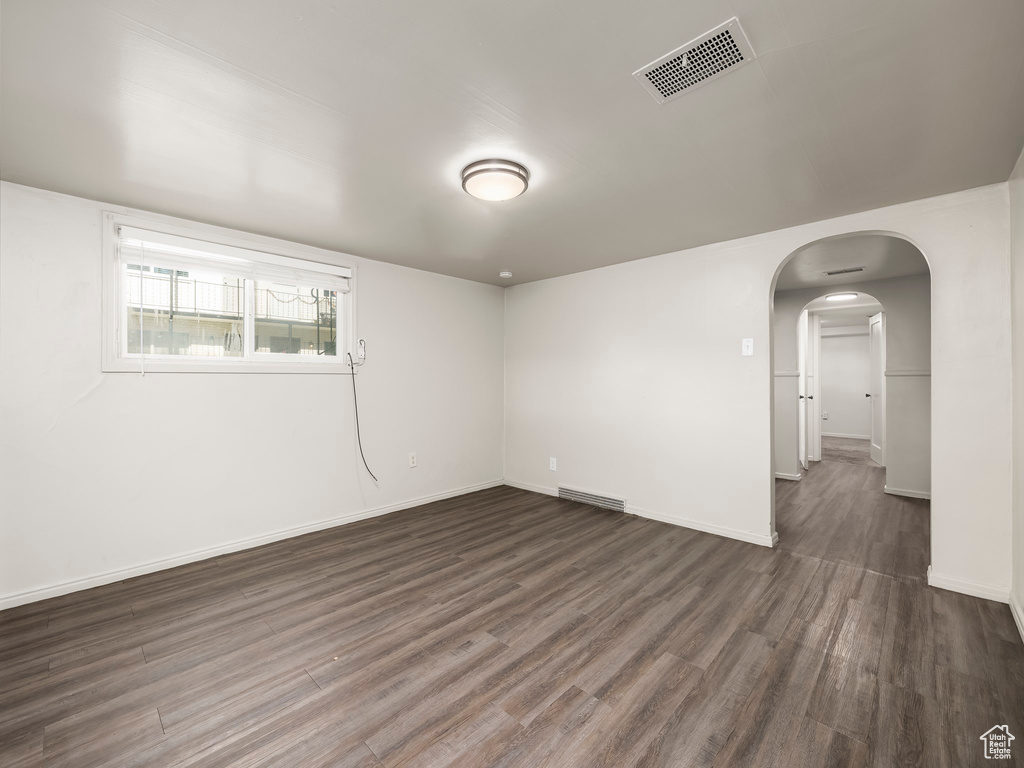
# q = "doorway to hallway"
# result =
<box><xmin>796</xmin><ymin>294</ymin><xmax>886</xmax><ymax>473</ymax></box>
<box><xmin>769</xmin><ymin>231</ymin><xmax>932</xmax><ymax>549</ymax></box>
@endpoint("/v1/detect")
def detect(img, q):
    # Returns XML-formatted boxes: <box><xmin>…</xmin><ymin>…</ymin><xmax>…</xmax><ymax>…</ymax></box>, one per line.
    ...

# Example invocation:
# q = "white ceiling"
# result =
<box><xmin>805</xmin><ymin>295</ymin><xmax>883</xmax><ymax>327</ymax></box>
<box><xmin>2</xmin><ymin>0</ymin><xmax>1023</xmax><ymax>285</ymax></box>
<box><xmin>775</xmin><ymin>234</ymin><xmax>929</xmax><ymax>290</ymax></box>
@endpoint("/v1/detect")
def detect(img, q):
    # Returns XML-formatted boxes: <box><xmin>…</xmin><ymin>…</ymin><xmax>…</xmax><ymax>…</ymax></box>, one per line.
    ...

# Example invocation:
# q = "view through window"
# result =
<box><xmin>112</xmin><ymin>223</ymin><xmax>352</xmax><ymax>369</ymax></box>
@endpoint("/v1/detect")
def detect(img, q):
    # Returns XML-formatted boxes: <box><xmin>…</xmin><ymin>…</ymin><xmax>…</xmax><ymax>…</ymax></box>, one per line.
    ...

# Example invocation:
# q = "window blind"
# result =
<box><xmin>117</xmin><ymin>225</ymin><xmax>352</xmax><ymax>292</ymax></box>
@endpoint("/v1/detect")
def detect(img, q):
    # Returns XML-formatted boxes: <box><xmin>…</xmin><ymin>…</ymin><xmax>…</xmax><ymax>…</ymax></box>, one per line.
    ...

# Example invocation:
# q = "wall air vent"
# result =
<box><xmin>823</xmin><ymin>266</ymin><xmax>865</xmax><ymax>276</ymax></box>
<box><xmin>633</xmin><ymin>18</ymin><xmax>756</xmax><ymax>104</ymax></box>
<box><xmin>558</xmin><ymin>486</ymin><xmax>626</xmax><ymax>514</ymax></box>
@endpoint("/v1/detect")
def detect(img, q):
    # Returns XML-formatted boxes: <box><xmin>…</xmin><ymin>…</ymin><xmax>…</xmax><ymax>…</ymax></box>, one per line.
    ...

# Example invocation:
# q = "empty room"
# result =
<box><xmin>2</xmin><ymin>1</ymin><xmax>1024</xmax><ymax>766</ymax></box>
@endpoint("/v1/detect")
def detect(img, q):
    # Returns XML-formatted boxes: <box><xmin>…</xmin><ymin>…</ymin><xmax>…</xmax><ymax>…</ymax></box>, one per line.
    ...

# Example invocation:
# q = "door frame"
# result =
<box><xmin>797</xmin><ymin>310</ymin><xmax>822</xmax><ymax>471</ymax></box>
<box><xmin>868</xmin><ymin>311</ymin><xmax>887</xmax><ymax>466</ymax></box>
<box><xmin>808</xmin><ymin>312</ymin><xmax>822</xmax><ymax>463</ymax></box>
<box><xmin>797</xmin><ymin>310</ymin><xmax>808</xmax><ymax>471</ymax></box>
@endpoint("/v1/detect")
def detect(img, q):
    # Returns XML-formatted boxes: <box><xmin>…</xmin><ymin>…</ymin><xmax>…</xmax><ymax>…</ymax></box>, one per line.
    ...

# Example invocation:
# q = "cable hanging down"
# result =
<box><xmin>347</xmin><ymin>352</ymin><xmax>378</xmax><ymax>483</ymax></box>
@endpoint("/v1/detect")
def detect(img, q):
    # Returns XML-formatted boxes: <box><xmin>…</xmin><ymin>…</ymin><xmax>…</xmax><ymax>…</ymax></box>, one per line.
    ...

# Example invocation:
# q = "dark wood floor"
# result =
<box><xmin>2</xmin><ymin>460</ymin><xmax>1022</xmax><ymax>767</ymax></box>
<box><xmin>820</xmin><ymin>436</ymin><xmax>880</xmax><ymax>467</ymax></box>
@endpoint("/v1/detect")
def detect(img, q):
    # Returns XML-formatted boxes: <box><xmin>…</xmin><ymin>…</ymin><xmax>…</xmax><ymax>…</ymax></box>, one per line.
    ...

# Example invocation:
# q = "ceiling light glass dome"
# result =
<box><xmin>461</xmin><ymin>159</ymin><xmax>530</xmax><ymax>201</ymax></box>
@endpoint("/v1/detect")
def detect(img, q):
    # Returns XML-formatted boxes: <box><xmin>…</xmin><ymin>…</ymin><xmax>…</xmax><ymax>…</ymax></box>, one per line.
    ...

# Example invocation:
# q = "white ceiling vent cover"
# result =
<box><xmin>633</xmin><ymin>18</ymin><xmax>756</xmax><ymax>104</ymax></box>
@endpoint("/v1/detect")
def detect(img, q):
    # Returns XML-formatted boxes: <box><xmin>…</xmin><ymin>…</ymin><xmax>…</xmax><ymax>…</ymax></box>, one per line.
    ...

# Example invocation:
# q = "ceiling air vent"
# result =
<box><xmin>633</xmin><ymin>18</ymin><xmax>756</xmax><ymax>104</ymax></box>
<box><xmin>823</xmin><ymin>266</ymin><xmax>865</xmax><ymax>276</ymax></box>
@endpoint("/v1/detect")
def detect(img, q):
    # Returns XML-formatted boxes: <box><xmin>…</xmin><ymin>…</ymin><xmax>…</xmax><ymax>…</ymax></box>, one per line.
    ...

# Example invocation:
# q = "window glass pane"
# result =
<box><xmin>253</xmin><ymin>281</ymin><xmax>339</xmax><ymax>356</ymax></box>
<box><xmin>124</xmin><ymin>263</ymin><xmax>245</xmax><ymax>357</ymax></box>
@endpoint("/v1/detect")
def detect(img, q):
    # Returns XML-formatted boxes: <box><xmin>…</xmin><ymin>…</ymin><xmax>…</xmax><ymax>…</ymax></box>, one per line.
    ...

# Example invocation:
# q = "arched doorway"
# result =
<box><xmin>769</xmin><ymin>233</ymin><xmax>932</xmax><ymax>563</ymax></box>
<box><xmin>790</xmin><ymin>290</ymin><xmax>885</xmax><ymax>473</ymax></box>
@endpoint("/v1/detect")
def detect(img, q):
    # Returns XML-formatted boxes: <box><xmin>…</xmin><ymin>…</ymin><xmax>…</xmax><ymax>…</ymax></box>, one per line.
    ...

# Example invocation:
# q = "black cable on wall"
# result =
<box><xmin>347</xmin><ymin>352</ymin><xmax>378</xmax><ymax>483</ymax></box>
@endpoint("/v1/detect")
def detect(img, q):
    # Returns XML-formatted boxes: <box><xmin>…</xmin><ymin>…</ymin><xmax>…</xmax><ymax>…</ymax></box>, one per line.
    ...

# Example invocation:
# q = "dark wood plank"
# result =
<box><xmin>0</xmin><ymin>457</ymin><xmax>1020</xmax><ymax>767</ymax></box>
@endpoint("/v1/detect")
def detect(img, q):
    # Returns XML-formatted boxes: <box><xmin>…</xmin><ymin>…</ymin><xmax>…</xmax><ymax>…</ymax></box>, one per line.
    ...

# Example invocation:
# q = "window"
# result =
<box><xmin>124</xmin><ymin>263</ymin><xmax>246</xmax><ymax>358</ymax></box>
<box><xmin>252</xmin><ymin>280</ymin><xmax>339</xmax><ymax>357</ymax></box>
<box><xmin>103</xmin><ymin>214</ymin><xmax>355</xmax><ymax>372</ymax></box>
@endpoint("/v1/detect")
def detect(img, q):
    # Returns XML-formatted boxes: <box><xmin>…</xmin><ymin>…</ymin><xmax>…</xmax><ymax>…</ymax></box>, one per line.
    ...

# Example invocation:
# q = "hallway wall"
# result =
<box><xmin>775</xmin><ymin>275</ymin><xmax>930</xmax><ymax>498</ymax></box>
<box><xmin>819</xmin><ymin>329</ymin><xmax>871</xmax><ymax>439</ymax></box>
<box><xmin>1010</xmin><ymin>146</ymin><xmax>1024</xmax><ymax>631</ymax></box>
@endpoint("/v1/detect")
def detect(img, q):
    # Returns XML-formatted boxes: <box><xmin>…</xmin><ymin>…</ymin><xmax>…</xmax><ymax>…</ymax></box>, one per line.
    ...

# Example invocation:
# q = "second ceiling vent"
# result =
<box><xmin>633</xmin><ymin>18</ymin><xmax>756</xmax><ymax>104</ymax></box>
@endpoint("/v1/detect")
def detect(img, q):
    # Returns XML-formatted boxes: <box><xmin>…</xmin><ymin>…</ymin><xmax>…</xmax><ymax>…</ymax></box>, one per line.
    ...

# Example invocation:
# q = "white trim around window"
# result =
<box><xmin>101</xmin><ymin>210</ymin><xmax>358</xmax><ymax>373</ymax></box>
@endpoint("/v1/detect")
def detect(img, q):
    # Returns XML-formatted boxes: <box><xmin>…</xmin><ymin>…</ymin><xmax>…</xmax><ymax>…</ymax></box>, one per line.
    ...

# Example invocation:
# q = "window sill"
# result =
<box><xmin>101</xmin><ymin>359</ymin><xmax>354</xmax><ymax>374</ymax></box>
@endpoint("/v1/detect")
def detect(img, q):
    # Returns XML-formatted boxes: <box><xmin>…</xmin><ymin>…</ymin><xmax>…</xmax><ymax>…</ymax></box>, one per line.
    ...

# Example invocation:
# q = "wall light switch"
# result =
<box><xmin>741</xmin><ymin>338</ymin><xmax>754</xmax><ymax>356</ymax></box>
<box><xmin>549</xmin><ymin>457</ymin><xmax>557</xmax><ymax>471</ymax></box>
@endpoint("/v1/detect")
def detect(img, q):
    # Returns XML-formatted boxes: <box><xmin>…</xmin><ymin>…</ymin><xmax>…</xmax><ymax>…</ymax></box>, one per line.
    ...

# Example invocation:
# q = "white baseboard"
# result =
<box><xmin>0</xmin><ymin>479</ymin><xmax>504</xmax><ymax>611</ymax></box>
<box><xmin>630</xmin><ymin>504</ymin><xmax>777</xmax><ymax>548</ymax></box>
<box><xmin>504</xmin><ymin>479</ymin><xmax>777</xmax><ymax>548</ymax></box>
<box><xmin>821</xmin><ymin>432</ymin><xmax>870</xmax><ymax>440</ymax></box>
<box><xmin>504</xmin><ymin>479</ymin><xmax>559</xmax><ymax>497</ymax></box>
<box><xmin>1010</xmin><ymin>592</ymin><xmax>1024</xmax><ymax>645</ymax></box>
<box><xmin>927</xmin><ymin>566</ymin><xmax>1010</xmax><ymax>603</ymax></box>
<box><xmin>884</xmin><ymin>485</ymin><xmax>931</xmax><ymax>500</ymax></box>
<box><xmin>774</xmin><ymin>472</ymin><xmax>802</xmax><ymax>481</ymax></box>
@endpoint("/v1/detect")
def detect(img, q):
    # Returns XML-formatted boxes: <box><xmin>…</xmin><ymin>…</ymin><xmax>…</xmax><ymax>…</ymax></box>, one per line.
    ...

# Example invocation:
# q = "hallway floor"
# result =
<box><xmin>1</xmin><ymin>467</ymin><xmax>1021</xmax><ymax>766</ymax></box>
<box><xmin>820</xmin><ymin>436</ymin><xmax>880</xmax><ymax>467</ymax></box>
<box><xmin>776</xmin><ymin>452</ymin><xmax>922</xmax><ymax>578</ymax></box>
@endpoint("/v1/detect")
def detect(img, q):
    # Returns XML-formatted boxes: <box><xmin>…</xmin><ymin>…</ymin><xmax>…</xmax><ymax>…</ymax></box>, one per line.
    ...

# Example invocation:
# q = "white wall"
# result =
<box><xmin>0</xmin><ymin>182</ymin><xmax>505</xmax><ymax>608</ymax></box>
<box><xmin>3</xmin><ymin>178</ymin><xmax>1019</xmax><ymax>611</ymax></box>
<box><xmin>504</xmin><ymin>183</ymin><xmax>1013</xmax><ymax>600</ymax></box>
<box><xmin>774</xmin><ymin>276</ymin><xmax>931</xmax><ymax>497</ymax></box>
<box><xmin>819</xmin><ymin>329</ymin><xmax>871</xmax><ymax>439</ymax></box>
<box><xmin>1010</xmin><ymin>147</ymin><xmax>1024</xmax><ymax>632</ymax></box>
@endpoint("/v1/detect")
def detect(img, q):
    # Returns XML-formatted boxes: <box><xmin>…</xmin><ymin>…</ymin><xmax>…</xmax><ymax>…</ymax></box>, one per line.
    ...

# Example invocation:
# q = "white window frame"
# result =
<box><xmin>102</xmin><ymin>210</ymin><xmax>358</xmax><ymax>373</ymax></box>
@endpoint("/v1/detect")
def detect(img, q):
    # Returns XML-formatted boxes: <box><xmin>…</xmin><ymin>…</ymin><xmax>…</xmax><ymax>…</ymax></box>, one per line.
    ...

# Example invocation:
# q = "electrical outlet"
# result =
<box><xmin>549</xmin><ymin>457</ymin><xmax>557</xmax><ymax>471</ymax></box>
<box><xmin>409</xmin><ymin>452</ymin><xmax>417</xmax><ymax>468</ymax></box>
<box><xmin>822</xmin><ymin>411</ymin><xmax>828</xmax><ymax>420</ymax></box>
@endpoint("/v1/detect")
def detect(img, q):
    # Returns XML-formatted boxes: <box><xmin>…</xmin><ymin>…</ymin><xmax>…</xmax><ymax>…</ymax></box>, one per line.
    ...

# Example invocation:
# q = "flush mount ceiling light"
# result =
<box><xmin>499</xmin><ymin>271</ymin><xmax>513</xmax><ymax>279</ymax></box>
<box><xmin>825</xmin><ymin>292</ymin><xmax>858</xmax><ymax>302</ymax></box>
<box><xmin>461</xmin><ymin>159</ymin><xmax>530</xmax><ymax>201</ymax></box>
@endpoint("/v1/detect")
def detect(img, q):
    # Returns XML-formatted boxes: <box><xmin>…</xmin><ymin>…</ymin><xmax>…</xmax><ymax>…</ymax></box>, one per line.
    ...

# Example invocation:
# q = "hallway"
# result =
<box><xmin>776</xmin><ymin>445</ymin><xmax>923</xmax><ymax>578</ymax></box>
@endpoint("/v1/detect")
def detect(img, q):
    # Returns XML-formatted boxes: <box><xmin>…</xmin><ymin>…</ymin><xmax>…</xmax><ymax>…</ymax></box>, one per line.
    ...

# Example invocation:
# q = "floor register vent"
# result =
<box><xmin>633</xmin><ymin>17</ymin><xmax>756</xmax><ymax>104</ymax></box>
<box><xmin>558</xmin><ymin>486</ymin><xmax>627</xmax><ymax>514</ymax></box>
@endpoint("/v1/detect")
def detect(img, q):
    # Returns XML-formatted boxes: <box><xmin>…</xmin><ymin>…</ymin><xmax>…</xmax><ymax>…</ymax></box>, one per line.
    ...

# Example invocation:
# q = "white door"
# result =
<box><xmin>808</xmin><ymin>313</ymin><xmax>821</xmax><ymax>463</ymax></box>
<box><xmin>868</xmin><ymin>312</ymin><xmax>886</xmax><ymax>465</ymax></box>
<box><xmin>797</xmin><ymin>311</ymin><xmax>808</xmax><ymax>470</ymax></box>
